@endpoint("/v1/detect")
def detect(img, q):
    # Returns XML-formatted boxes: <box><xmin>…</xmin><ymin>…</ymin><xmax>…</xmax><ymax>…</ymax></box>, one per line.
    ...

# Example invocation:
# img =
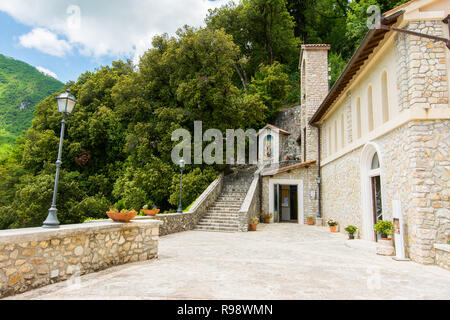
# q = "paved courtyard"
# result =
<box><xmin>5</xmin><ymin>223</ymin><xmax>450</xmax><ymax>300</ymax></box>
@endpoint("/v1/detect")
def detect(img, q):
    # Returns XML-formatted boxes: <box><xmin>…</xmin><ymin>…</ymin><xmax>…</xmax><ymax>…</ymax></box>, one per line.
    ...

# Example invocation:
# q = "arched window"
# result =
<box><xmin>367</xmin><ymin>86</ymin><xmax>374</xmax><ymax>132</ymax></box>
<box><xmin>381</xmin><ymin>71</ymin><xmax>389</xmax><ymax>123</ymax></box>
<box><xmin>371</xmin><ymin>152</ymin><xmax>380</xmax><ymax>169</ymax></box>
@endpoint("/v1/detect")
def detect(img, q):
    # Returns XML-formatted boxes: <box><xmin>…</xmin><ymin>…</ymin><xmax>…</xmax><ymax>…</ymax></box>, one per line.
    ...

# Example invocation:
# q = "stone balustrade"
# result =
<box><xmin>0</xmin><ymin>219</ymin><xmax>161</xmax><ymax>298</ymax></box>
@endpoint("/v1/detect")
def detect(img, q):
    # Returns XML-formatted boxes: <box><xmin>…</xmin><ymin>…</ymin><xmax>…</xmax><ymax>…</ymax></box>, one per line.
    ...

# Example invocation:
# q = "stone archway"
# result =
<box><xmin>360</xmin><ymin>142</ymin><xmax>384</xmax><ymax>241</ymax></box>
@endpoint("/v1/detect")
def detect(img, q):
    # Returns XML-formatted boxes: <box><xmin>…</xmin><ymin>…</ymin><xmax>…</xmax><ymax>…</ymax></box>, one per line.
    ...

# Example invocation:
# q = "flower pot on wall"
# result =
<box><xmin>307</xmin><ymin>220</ymin><xmax>314</xmax><ymax>225</ymax></box>
<box><xmin>142</xmin><ymin>209</ymin><xmax>160</xmax><ymax>216</ymax></box>
<box><xmin>106</xmin><ymin>211</ymin><xmax>137</xmax><ymax>223</ymax></box>
<box><xmin>249</xmin><ymin>224</ymin><xmax>257</xmax><ymax>231</ymax></box>
<box><xmin>329</xmin><ymin>226</ymin><xmax>337</xmax><ymax>232</ymax></box>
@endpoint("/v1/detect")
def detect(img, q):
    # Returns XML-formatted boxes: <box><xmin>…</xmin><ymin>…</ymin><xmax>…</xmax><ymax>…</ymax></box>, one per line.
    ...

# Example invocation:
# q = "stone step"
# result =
<box><xmin>208</xmin><ymin>207</ymin><xmax>240</xmax><ymax>213</ymax></box>
<box><xmin>204</xmin><ymin>212</ymin><xmax>240</xmax><ymax>217</ymax></box>
<box><xmin>197</xmin><ymin>221</ymin><xmax>239</xmax><ymax>228</ymax></box>
<box><xmin>213</xmin><ymin>201</ymin><xmax>242</xmax><ymax>207</ymax></box>
<box><xmin>195</xmin><ymin>225</ymin><xmax>239</xmax><ymax>232</ymax></box>
<box><xmin>203</xmin><ymin>216</ymin><xmax>240</xmax><ymax>221</ymax></box>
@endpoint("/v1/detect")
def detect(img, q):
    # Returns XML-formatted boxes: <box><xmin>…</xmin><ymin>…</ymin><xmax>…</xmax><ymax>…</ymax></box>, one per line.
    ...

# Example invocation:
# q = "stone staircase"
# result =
<box><xmin>195</xmin><ymin>166</ymin><xmax>257</xmax><ymax>232</ymax></box>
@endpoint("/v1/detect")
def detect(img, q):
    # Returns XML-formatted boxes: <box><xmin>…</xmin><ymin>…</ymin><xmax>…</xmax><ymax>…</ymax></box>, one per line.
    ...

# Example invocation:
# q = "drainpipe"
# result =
<box><xmin>312</xmin><ymin>123</ymin><xmax>322</xmax><ymax>219</ymax></box>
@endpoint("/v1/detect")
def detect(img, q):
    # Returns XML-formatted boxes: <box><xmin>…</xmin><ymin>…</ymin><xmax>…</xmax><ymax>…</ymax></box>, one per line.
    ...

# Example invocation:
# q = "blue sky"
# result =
<box><xmin>0</xmin><ymin>0</ymin><xmax>226</xmax><ymax>83</ymax></box>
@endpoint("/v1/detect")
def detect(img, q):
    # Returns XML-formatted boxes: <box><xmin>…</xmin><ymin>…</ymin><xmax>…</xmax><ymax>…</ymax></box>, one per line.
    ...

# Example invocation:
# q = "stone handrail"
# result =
<box><xmin>135</xmin><ymin>173</ymin><xmax>224</xmax><ymax>236</ymax></box>
<box><xmin>238</xmin><ymin>168</ymin><xmax>262</xmax><ymax>232</ymax></box>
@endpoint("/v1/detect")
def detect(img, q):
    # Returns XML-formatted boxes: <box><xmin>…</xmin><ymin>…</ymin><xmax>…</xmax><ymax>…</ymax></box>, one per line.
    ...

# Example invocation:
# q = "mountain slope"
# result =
<box><xmin>0</xmin><ymin>54</ymin><xmax>64</xmax><ymax>158</ymax></box>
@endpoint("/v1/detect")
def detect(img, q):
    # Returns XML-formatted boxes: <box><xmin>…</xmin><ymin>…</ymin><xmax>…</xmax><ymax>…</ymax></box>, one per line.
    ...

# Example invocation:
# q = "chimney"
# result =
<box><xmin>299</xmin><ymin>44</ymin><xmax>330</xmax><ymax>162</ymax></box>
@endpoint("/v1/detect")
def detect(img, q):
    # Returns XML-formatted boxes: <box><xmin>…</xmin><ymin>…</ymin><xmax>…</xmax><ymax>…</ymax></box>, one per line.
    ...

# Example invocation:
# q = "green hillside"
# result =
<box><xmin>0</xmin><ymin>54</ymin><xmax>64</xmax><ymax>158</ymax></box>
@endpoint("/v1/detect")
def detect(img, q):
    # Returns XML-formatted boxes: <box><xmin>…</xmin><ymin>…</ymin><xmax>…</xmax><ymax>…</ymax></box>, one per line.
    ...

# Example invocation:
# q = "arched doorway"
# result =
<box><xmin>360</xmin><ymin>143</ymin><xmax>384</xmax><ymax>241</ymax></box>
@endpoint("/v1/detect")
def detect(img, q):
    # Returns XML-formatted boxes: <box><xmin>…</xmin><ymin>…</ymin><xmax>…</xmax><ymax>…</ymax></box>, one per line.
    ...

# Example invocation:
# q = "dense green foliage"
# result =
<box><xmin>0</xmin><ymin>0</ymin><xmax>408</xmax><ymax>229</ymax></box>
<box><xmin>0</xmin><ymin>54</ymin><xmax>64</xmax><ymax>159</ymax></box>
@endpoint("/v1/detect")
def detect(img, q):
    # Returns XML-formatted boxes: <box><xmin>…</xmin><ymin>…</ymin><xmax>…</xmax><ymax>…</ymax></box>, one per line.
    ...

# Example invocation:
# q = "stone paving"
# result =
<box><xmin>5</xmin><ymin>224</ymin><xmax>450</xmax><ymax>300</ymax></box>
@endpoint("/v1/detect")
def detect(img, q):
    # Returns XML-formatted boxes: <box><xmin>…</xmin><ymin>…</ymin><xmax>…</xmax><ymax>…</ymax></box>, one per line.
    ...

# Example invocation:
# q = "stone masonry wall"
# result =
<box><xmin>321</xmin><ymin>148</ymin><xmax>363</xmax><ymax>235</ymax></box>
<box><xmin>261</xmin><ymin>165</ymin><xmax>319</xmax><ymax>220</ymax></box>
<box><xmin>0</xmin><ymin>220</ymin><xmax>161</xmax><ymax>298</ymax></box>
<box><xmin>321</xmin><ymin>119</ymin><xmax>449</xmax><ymax>263</ymax></box>
<box><xmin>238</xmin><ymin>173</ymin><xmax>261</xmax><ymax>232</ymax></box>
<box><xmin>301</xmin><ymin>46</ymin><xmax>330</xmax><ymax>163</ymax></box>
<box><xmin>396</xmin><ymin>20</ymin><xmax>448</xmax><ymax>112</ymax></box>
<box><xmin>272</xmin><ymin>106</ymin><xmax>302</xmax><ymax>161</ymax></box>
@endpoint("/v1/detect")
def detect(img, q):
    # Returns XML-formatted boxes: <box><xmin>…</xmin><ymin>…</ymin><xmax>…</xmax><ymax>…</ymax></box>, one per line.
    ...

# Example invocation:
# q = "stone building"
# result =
<box><xmin>256</xmin><ymin>0</ymin><xmax>449</xmax><ymax>267</ymax></box>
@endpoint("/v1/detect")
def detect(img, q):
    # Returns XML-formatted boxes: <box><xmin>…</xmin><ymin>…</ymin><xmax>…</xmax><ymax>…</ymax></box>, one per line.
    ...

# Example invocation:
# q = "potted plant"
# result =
<box><xmin>141</xmin><ymin>202</ymin><xmax>160</xmax><ymax>216</ymax></box>
<box><xmin>327</xmin><ymin>218</ymin><xmax>338</xmax><ymax>232</ymax></box>
<box><xmin>374</xmin><ymin>220</ymin><xmax>393</xmax><ymax>240</ymax></box>
<box><xmin>345</xmin><ymin>225</ymin><xmax>358</xmax><ymax>240</ymax></box>
<box><xmin>249</xmin><ymin>217</ymin><xmax>259</xmax><ymax>231</ymax></box>
<box><xmin>261</xmin><ymin>213</ymin><xmax>272</xmax><ymax>224</ymax></box>
<box><xmin>106</xmin><ymin>201</ymin><xmax>137</xmax><ymax>222</ymax></box>
<box><xmin>306</xmin><ymin>216</ymin><xmax>315</xmax><ymax>225</ymax></box>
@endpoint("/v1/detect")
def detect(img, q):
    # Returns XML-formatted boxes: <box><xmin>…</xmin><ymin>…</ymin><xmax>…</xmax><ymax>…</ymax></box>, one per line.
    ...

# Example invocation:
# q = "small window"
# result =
<box><xmin>371</xmin><ymin>152</ymin><xmax>380</xmax><ymax>170</ymax></box>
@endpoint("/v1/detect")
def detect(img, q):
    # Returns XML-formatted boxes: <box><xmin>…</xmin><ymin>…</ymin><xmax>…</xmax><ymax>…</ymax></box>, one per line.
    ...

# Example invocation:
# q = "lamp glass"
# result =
<box><xmin>56</xmin><ymin>90</ymin><xmax>77</xmax><ymax>114</ymax></box>
<box><xmin>179</xmin><ymin>158</ymin><xmax>185</xmax><ymax>169</ymax></box>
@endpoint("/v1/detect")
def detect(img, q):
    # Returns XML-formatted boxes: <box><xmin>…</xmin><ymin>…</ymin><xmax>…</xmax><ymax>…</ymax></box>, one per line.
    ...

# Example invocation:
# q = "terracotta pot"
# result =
<box><xmin>106</xmin><ymin>211</ymin><xmax>137</xmax><ymax>222</ymax></box>
<box><xmin>249</xmin><ymin>224</ymin><xmax>257</xmax><ymax>231</ymax></box>
<box><xmin>307</xmin><ymin>219</ymin><xmax>314</xmax><ymax>225</ymax></box>
<box><xmin>264</xmin><ymin>218</ymin><xmax>271</xmax><ymax>224</ymax></box>
<box><xmin>141</xmin><ymin>209</ymin><xmax>160</xmax><ymax>216</ymax></box>
<box><xmin>329</xmin><ymin>225</ymin><xmax>337</xmax><ymax>232</ymax></box>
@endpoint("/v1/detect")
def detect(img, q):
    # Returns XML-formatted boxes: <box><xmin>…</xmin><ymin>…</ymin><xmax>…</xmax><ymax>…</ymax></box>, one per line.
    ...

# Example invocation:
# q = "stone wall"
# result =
<box><xmin>321</xmin><ymin>119</ymin><xmax>449</xmax><ymax>265</ymax></box>
<box><xmin>261</xmin><ymin>165</ymin><xmax>319</xmax><ymax>220</ymax></box>
<box><xmin>0</xmin><ymin>220</ymin><xmax>161</xmax><ymax>298</ymax></box>
<box><xmin>137</xmin><ymin>173</ymin><xmax>224</xmax><ymax>236</ymax></box>
<box><xmin>396</xmin><ymin>20</ymin><xmax>448</xmax><ymax>112</ymax></box>
<box><xmin>272</xmin><ymin>106</ymin><xmax>302</xmax><ymax>161</ymax></box>
<box><xmin>434</xmin><ymin>244</ymin><xmax>450</xmax><ymax>270</ymax></box>
<box><xmin>238</xmin><ymin>170</ymin><xmax>261</xmax><ymax>232</ymax></box>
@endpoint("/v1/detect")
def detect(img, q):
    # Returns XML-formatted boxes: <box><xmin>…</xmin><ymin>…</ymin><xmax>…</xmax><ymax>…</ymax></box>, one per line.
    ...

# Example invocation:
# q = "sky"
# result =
<box><xmin>0</xmin><ymin>0</ymin><xmax>228</xmax><ymax>83</ymax></box>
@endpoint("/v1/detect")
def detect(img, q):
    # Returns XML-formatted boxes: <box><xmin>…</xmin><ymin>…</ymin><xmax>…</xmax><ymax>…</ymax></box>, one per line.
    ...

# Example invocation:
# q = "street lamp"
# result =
<box><xmin>42</xmin><ymin>90</ymin><xmax>78</xmax><ymax>228</ymax></box>
<box><xmin>177</xmin><ymin>158</ymin><xmax>185</xmax><ymax>213</ymax></box>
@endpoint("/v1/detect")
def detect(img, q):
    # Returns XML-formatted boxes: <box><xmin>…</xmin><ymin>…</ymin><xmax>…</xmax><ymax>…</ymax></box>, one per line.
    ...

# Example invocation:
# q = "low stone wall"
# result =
<box><xmin>136</xmin><ymin>173</ymin><xmax>224</xmax><ymax>236</ymax></box>
<box><xmin>434</xmin><ymin>244</ymin><xmax>450</xmax><ymax>270</ymax></box>
<box><xmin>238</xmin><ymin>170</ymin><xmax>261</xmax><ymax>232</ymax></box>
<box><xmin>0</xmin><ymin>220</ymin><xmax>161</xmax><ymax>298</ymax></box>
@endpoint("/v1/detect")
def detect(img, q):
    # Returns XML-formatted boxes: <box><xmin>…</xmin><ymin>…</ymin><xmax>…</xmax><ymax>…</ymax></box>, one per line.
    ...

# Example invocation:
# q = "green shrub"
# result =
<box><xmin>169</xmin><ymin>167</ymin><xmax>218</xmax><ymax>210</ymax></box>
<box><xmin>374</xmin><ymin>220</ymin><xmax>393</xmax><ymax>236</ymax></box>
<box><xmin>345</xmin><ymin>225</ymin><xmax>358</xmax><ymax>235</ymax></box>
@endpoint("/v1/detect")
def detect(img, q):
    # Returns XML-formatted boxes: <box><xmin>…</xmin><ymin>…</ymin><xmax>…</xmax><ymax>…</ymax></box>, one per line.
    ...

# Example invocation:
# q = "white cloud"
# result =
<box><xmin>19</xmin><ymin>28</ymin><xmax>72</xmax><ymax>57</ymax></box>
<box><xmin>36</xmin><ymin>66</ymin><xmax>58</xmax><ymax>79</ymax></box>
<box><xmin>1</xmin><ymin>0</ymin><xmax>228</xmax><ymax>62</ymax></box>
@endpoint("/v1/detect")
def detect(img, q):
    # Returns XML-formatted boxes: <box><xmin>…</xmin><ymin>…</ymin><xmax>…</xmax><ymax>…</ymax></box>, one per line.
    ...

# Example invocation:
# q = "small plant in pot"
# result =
<box><xmin>249</xmin><ymin>217</ymin><xmax>259</xmax><ymax>231</ymax></box>
<box><xmin>141</xmin><ymin>202</ymin><xmax>160</xmax><ymax>216</ymax></box>
<box><xmin>261</xmin><ymin>213</ymin><xmax>272</xmax><ymax>224</ymax></box>
<box><xmin>306</xmin><ymin>216</ymin><xmax>315</xmax><ymax>225</ymax></box>
<box><xmin>327</xmin><ymin>218</ymin><xmax>338</xmax><ymax>232</ymax></box>
<box><xmin>345</xmin><ymin>225</ymin><xmax>358</xmax><ymax>240</ymax></box>
<box><xmin>374</xmin><ymin>220</ymin><xmax>393</xmax><ymax>240</ymax></box>
<box><xmin>106</xmin><ymin>200</ymin><xmax>137</xmax><ymax>222</ymax></box>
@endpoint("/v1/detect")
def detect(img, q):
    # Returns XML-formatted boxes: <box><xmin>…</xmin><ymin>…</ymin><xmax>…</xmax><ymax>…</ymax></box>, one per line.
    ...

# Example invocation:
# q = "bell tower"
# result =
<box><xmin>299</xmin><ymin>44</ymin><xmax>331</xmax><ymax>162</ymax></box>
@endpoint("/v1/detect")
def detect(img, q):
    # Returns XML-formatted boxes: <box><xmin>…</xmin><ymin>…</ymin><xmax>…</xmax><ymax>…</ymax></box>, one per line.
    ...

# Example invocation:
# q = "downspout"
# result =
<box><xmin>312</xmin><ymin>123</ymin><xmax>322</xmax><ymax>219</ymax></box>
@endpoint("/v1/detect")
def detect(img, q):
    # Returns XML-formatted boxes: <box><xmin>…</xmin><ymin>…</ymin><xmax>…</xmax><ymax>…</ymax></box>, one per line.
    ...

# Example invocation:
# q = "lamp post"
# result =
<box><xmin>42</xmin><ymin>90</ymin><xmax>78</xmax><ymax>228</ymax></box>
<box><xmin>177</xmin><ymin>158</ymin><xmax>185</xmax><ymax>213</ymax></box>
